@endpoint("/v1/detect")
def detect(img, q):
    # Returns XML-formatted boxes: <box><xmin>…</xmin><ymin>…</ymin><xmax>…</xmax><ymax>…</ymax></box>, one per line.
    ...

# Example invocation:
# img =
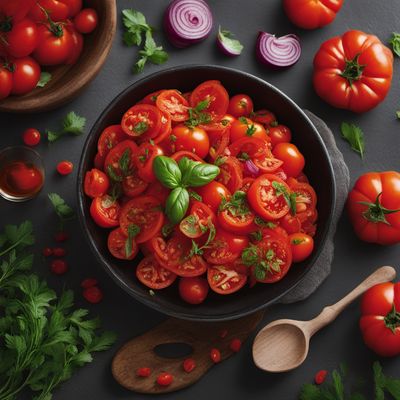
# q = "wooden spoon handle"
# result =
<box><xmin>308</xmin><ymin>266</ymin><xmax>396</xmax><ymax>336</ymax></box>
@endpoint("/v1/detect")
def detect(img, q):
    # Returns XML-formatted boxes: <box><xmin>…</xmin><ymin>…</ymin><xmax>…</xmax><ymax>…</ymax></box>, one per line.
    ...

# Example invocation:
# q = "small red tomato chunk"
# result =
<box><xmin>23</xmin><ymin>128</ymin><xmax>41</xmax><ymax>146</ymax></box>
<box><xmin>210</xmin><ymin>348</ymin><xmax>221</xmax><ymax>363</ymax></box>
<box><xmin>50</xmin><ymin>259</ymin><xmax>68</xmax><ymax>275</ymax></box>
<box><xmin>156</xmin><ymin>372</ymin><xmax>173</xmax><ymax>386</ymax></box>
<box><xmin>183</xmin><ymin>358</ymin><xmax>196</xmax><ymax>373</ymax></box>
<box><xmin>52</xmin><ymin>247</ymin><xmax>66</xmax><ymax>257</ymax></box>
<box><xmin>314</xmin><ymin>370</ymin><xmax>328</xmax><ymax>385</ymax></box>
<box><xmin>74</xmin><ymin>8</ymin><xmax>98</xmax><ymax>34</ymax></box>
<box><xmin>81</xmin><ymin>278</ymin><xmax>98</xmax><ymax>289</ymax></box>
<box><xmin>83</xmin><ymin>286</ymin><xmax>103</xmax><ymax>304</ymax></box>
<box><xmin>229</xmin><ymin>338</ymin><xmax>242</xmax><ymax>353</ymax></box>
<box><xmin>84</xmin><ymin>168</ymin><xmax>110</xmax><ymax>198</ymax></box>
<box><xmin>57</xmin><ymin>160</ymin><xmax>74</xmax><ymax>175</ymax></box>
<box><xmin>179</xmin><ymin>277</ymin><xmax>209</xmax><ymax>304</ymax></box>
<box><xmin>136</xmin><ymin>367</ymin><xmax>151</xmax><ymax>377</ymax></box>
<box><xmin>42</xmin><ymin>247</ymin><xmax>53</xmax><ymax>257</ymax></box>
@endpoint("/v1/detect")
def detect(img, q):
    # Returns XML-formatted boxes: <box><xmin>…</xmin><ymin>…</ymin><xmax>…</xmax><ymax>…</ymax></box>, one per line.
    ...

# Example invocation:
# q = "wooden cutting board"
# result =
<box><xmin>112</xmin><ymin>311</ymin><xmax>264</xmax><ymax>394</ymax></box>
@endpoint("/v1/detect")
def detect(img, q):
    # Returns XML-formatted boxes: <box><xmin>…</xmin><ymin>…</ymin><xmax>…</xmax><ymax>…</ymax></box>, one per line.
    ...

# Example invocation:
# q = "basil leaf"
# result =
<box><xmin>165</xmin><ymin>187</ymin><xmax>189</xmax><ymax>224</ymax></box>
<box><xmin>184</xmin><ymin>163</ymin><xmax>220</xmax><ymax>187</ymax></box>
<box><xmin>153</xmin><ymin>156</ymin><xmax>182</xmax><ymax>189</ymax></box>
<box><xmin>179</xmin><ymin>157</ymin><xmax>201</xmax><ymax>186</ymax></box>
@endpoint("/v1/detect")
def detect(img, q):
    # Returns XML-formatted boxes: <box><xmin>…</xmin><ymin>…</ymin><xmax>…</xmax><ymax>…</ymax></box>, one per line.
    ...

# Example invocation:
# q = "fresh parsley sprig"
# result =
<box><xmin>219</xmin><ymin>191</ymin><xmax>250</xmax><ymax>217</ymax></box>
<box><xmin>389</xmin><ymin>32</ymin><xmax>400</xmax><ymax>57</ymax></box>
<box><xmin>341</xmin><ymin>122</ymin><xmax>365</xmax><ymax>159</ymax></box>
<box><xmin>36</xmin><ymin>71</ymin><xmax>52</xmax><ymax>88</ymax></box>
<box><xmin>188</xmin><ymin>221</ymin><xmax>216</xmax><ymax>258</ymax></box>
<box><xmin>185</xmin><ymin>99</ymin><xmax>212</xmax><ymax>128</ymax></box>
<box><xmin>48</xmin><ymin>193</ymin><xmax>75</xmax><ymax>230</ymax></box>
<box><xmin>47</xmin><ymin>111</ymin><xmax>86</xmax><ymax>143</ymax></box>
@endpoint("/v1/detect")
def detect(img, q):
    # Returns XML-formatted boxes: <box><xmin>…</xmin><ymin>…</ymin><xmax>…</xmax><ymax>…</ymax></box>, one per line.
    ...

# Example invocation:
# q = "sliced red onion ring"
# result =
<box><xmin>256</xmin><ymin>32</ymin><xmax>301</xmax><ymax>68</ymax></box>
<box><xmin>244</xmin><ymin>160</ymin><xmax>260</xmax><ymax>177</ymax></box>
<box><xmin>164</xmin><ymin>0</ymin><xmax>213</xmax><ymax>48</ymax></box>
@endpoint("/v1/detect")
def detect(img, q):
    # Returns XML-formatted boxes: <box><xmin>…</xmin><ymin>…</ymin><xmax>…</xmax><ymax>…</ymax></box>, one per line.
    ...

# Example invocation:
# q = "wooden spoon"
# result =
<box><xmin>252</xmin><ymin>266</ymin><xmax>396</xmax><ymax>373</ymax></box>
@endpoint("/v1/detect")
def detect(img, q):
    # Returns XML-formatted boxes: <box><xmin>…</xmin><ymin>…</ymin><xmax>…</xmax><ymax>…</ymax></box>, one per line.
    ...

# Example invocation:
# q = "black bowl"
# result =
<box><xmin>77</xmin><ymin>65</ymin><xmax>336</xmax><ymax>321</ymax></box>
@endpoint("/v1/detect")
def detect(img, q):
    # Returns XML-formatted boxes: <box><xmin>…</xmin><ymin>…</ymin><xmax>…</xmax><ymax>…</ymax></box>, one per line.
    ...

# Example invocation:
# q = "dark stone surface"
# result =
<box><xmin>1</xmin><ymin>0</ymin><xmax>399</xmax><ymax>398</ymax></box>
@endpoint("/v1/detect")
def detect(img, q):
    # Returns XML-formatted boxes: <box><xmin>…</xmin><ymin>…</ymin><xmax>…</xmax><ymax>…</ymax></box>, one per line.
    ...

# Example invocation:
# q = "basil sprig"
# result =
<box><xmin>153</xmin><ymin>156</ymin><xmax>220</xmax><ymax>224</ymax></box>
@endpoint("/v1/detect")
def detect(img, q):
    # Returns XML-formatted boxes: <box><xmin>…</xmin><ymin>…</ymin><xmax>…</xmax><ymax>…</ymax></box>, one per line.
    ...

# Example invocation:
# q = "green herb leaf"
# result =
<box><xmin>219</xmin><ymin>191</ymin><xmax>250</xmax><ymax>217</ymax></box>
<box><xmin>153</xmin><ymin>156</ymin><xmax>182</xmax><ymax>189</ymax></box>
<box><xmin>389</xmin><ymin>32</ymin><xmax>400</xmax><ymax>57</ymax></box>
<box><xmin>272</xmin><ymin>181</ymin><xmax>297</xmax><ymax>215</ymax></box>
<box><xmin>340</xmin><ymin>122</ymin><xmax>365</xmax><ymax>159</ymax></box>
<box><xmin>254</xmin><ymin>217</ymin><xmax>276</xmax><ymax>228</ymax></box>
<box><xmin>125</xmin><ymin>224</ymin><xmax>140</xmax><ymax>257</ymax></box>
<box><xmin>48</xmin><ymin>193</ymin><xmax>75</xmax><ymax>229</ymax></box>
<box><xmin>107</xmin><ymin>165</ymin><xmax>123</xmax><ymax>182</ymax></box>
<box><xmin>165</xmin><ymin>187</ymin><xmax>189</xmax><ymax>225</ymax></box>
<box><xmin>218</xmin><ymin>26</ymin><xmax>244</xmax><ymax>55</ymax></box>
<box><xmin>188</xmin><ymin>220</ymin><xmax>216</xmax><ymax>257</ymax></box>
<box><xmin>63</xmin><ymin>111</ymin><xmax>86</xmax><ymax>135</ymax></box>
<box><xmin>188</xmin><ymin>190</ymin><xmax>202</xmax><ymax>201</ymax></box>
<box><xmin>122</xmin><ymin>9</ymin><xmax>149</xmax><ymax>47</ymax></box>
<box><xmin>37</xmin><ymin>72</ymin><xmax>52</xmax><ymax>88</ymax></box>
<box><xmin>184</xmin><ymin>163</ymin><xmax>220</xmax><ymax>187</ymax></box>
<box><xmin>119</xmin><ymin>148</ymin><xmax>131</xmax><ymax>176</ymax></box>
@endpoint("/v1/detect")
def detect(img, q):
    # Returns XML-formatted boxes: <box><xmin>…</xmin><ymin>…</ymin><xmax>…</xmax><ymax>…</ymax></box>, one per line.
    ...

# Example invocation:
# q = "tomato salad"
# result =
<box><xmin>84</xmin><ymin>80</ymin><xmax>318</xmax><ymax>304</ymax></box>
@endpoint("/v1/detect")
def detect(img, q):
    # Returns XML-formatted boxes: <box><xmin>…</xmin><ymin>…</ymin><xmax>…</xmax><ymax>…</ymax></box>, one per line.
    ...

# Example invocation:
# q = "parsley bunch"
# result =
<box><xmin>0</xmin><ymin>221</ymin><xmax>116</xmax><ymax>400</ymax></box>
<box><xmin>122</xmin><ymin>9</ymin><xmax>168</xmax><ymax>73</ymax></box>
<box><xmin>46</xmin><ymin>111</ymin><xmax>86</xmax><ymax>143</ymax></box>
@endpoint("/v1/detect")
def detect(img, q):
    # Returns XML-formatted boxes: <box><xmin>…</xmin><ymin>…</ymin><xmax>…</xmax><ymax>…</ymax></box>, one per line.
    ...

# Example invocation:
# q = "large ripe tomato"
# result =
<box><xmin>360</xmin><ymin>282</ymin><xmax>400</xmax><ymax>357</ymax></box>
<box><xmin>97</xmin><ymin>125</ymin><xmax>127</xmax><ymax>158</ymax></box>
<box><xmin>169</xmin><ymin>125</ymin><xmax>209</xmax><ymax>159</ymax></box>
<box><xmin>347</xmin><ymin>171</ymin><xmax>400</xmax><ymax>245</ymax></box>
<box><xmin>0</xmin><ymin>65</ymin><xmax>12</xmax><ymax>100</ymax></box>
<box><xmin>156</xmin><ymin>89</ymin><xmax>189</xmax><ymax>122</ymax></box>
<box><xmin>272</xmin><ymin>143</ymin><xmax>305</xmax><ymax>178</ymax></box>
<box><xmin>179</xmin><ymin>277</ymin><xmax>209</xmax><ymax>304</ymax></box>
<box><xmin>90</xmin><ymin>195</ymin><xmax>120</xmax><ymax>228</ymax></box>
<box><xmin>29</xmin><ymin>0</ymin><xmax>69</xmax><ymax>22</ymax></box>
<box><xmin>313</xmin><ymin>30</ymin><xmax>393</xmax><ymax>113</ymax></box>
<box><xmin>248</xmin><ymin>174</ymin><xmax>291</xmax><ymax>220</ymax></box>
<box><xmin>33</xmin><ymin>23</ymin><xmax>73</xmax><ymax>65</ymax></box>
<box><xmin>11</xmin><ymin>56</ymin><xmax>40</xmax><ymax>95</ymax></box>
<box><xmin>1</xmin><ymin>18</ymin><xmax>38</xmax><ymax>58</ymax></box>
<box><xmin>215</xmin><ymin>156</ymin><xmax>243</xmax><ymax>193</ymax></box>
<box><xmin>107</xmin><ymin>227</ymin><xmax>138</xmax><ymax>260</ymax></box>
<box><xmin>207</xmin><ymin>264</ymin><xmax>247</xmax><ymax>295</ymax></box>
<box><xmin>119</xmin><ymin>195</ymin><xmax>164</xmax><ymax>243</ymax></box>
<box><xmin>283</xmin><ymin>0</ymin><xmax>344</xmax><ymax>30</ymax></box>
<box><xmin>190</xmin><ymin>80</ymin><xmax>229</xmax><ymax>122</ymax></box>
<box><xmin>229</xmin><ymin>118</ymin><xmax>268</xmax><ymax>142</ymax></box>
<box><xmin>136</xmin><ymin>255</ymin><xmax>177</xmax><ymax>290</ymax></box>
<box><xmin>195</xmin><ymin>181</ymin><xmax>231</xmax><ymax>213</ymax></box>
<box><xmin>121</xmin><ymin>104</ymin><xmax>162</xmax><ymax>139</ymax></box>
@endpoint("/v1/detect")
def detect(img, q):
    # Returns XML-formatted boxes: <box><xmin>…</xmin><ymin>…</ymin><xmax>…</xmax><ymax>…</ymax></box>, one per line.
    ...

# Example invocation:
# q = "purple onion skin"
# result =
<box><xmin>256</xmin><ymin>31</ymin><xmax>301</xmax><ymax>69</ymax></box>
<box><xmin>244</xmin><ymin>160</ymin><xmax>260</xmax><ymax>178</ymax></box>
<box><xmin>216</xmin><ymin>36</ymin><xmax>241</xmax><ymax>57</ymax></box>
<box><xmin>164</xmin><ymin>0</ymin><xmax>213</xmax><ymax>48</ymax></box>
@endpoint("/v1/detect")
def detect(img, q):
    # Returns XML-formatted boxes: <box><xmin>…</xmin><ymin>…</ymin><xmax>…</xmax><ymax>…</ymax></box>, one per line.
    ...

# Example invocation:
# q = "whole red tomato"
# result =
<box><xmin>0</xmin><ymin>65</ymin><xmax>12</xmax><ymax>99</ymax></box>
<box><xmin>33</xmin><ymin>23</ymin><xmax>73</xmax><ymax>65</ymax></box>
<box><xmin>360</xmin><ymin>282</ymin><xmax>400</xmax><ymax>357</ymax></box>
<box><xmin>0</xmin><ymin>0</ymin><xmax>35</xmax><ymax>23</ymax></box>
<box><xmin>283</xmin><ymin>0</ymin><xmax>344</xmax><ymax>30</ymax></box>
<box><xmin>28</xmin><ymin>0</ymin><xmax>69</xmax><ymax>22</ymax></box>
<box><xmin>170</xmin><ymin>125</ymin><xmax>210</xmax><ymax>159</ymax></box>
<box><xmin>347</xmin><ymin>172</ymin><xmax>400</xmax><ymax>245</ymax></box>
<box><xmin>313</xmin><ymin>30</ymin><xmax>393</xmax><ymax>113</ymax></box>
<box><xmin>11</xmin><ymin>56</ymin><xmax>41</xmax><ymax>95</ymax></box>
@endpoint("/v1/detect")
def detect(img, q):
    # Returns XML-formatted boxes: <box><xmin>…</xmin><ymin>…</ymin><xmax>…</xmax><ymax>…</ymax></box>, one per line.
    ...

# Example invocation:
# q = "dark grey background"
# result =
<box><xmin>1</xmin><ymin>0</ymin><xmax>400</xmax><ymax>398</ymax></box>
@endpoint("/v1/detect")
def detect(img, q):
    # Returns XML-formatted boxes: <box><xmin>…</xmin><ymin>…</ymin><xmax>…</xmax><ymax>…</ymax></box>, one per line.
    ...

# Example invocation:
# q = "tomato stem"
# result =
<box><xmin>384</xmin><ymin>304</ymin><xmax>400</xmax><ymax>334</ymax></box>
<box><xmin>38</xmin><ymin>4</ymin><xmax>65</xmax><ymax>37</ymax></box>
<box><xmin>340</xmin><ymin>54</ymin><xmax>366</xmax><ymax>85</ymax></box>
<box><xmin>358</xmin><ymin>192</ymin><xmax>400</xmax><ymax>225</ymax></box>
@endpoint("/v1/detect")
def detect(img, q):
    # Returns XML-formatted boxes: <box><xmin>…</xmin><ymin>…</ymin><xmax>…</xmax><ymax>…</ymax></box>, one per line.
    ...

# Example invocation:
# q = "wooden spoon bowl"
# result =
<box><xmin>0</xmin><ymin>0</ymin><xmax>117</xmax><ymax>113</ymax></box>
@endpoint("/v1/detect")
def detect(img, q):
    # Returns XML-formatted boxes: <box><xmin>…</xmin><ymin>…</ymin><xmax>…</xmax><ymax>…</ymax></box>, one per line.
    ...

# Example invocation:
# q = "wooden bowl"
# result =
<box><xmin>77</xmin><ymin>65</ymin><xmax>336</xmax><ymax>321</ymax></box>
<box><xmin>0</xmin><ymin>0</ymin><xmax>117</xmax><ymax>113</ymax></box>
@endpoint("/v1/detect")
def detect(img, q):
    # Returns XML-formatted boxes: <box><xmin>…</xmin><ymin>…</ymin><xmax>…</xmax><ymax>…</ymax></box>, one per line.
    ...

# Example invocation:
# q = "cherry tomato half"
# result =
<box><xmin>84</xmin><ymin>168</ymin><xmax>110</xmax><ymax>198</ymax></box>
<box><xmin>90</xmin><ymin>195</ymin><xmax>121</xmax><ymax>228</ymax></box>
<box><xmin>136</xmin><ymin>255</ymin><xmax>177</xmax><ymax>290</ymax></box>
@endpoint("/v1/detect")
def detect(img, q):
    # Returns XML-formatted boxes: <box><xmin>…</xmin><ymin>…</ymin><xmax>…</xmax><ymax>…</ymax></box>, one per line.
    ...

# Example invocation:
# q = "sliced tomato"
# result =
<box><xmin>252</xmin><ymin>109</ymin><xmax>277</xmax><ymax>127</ymax></box>
<box><xmin>164</xmin><ymin>255</ymin><xmax>208</xmax><ymax>277</ymax></box>
<box><xmin>134</xmin><ymin>142</ymin><xmax>164</xmax><ymax>183</ymax></box>
<box><xmin>122</xmin><ymin>171</ymin><xmax>148</xmax><ymax>197</ymax></box>
<box><xmin>136</xmin><ymin>255</ymin><xmax>177</xmax><ymax>290</ymax></box>
<box><xmin>279</xmin><ymin>214</ymin><xmax>302</xmax><ymax>234</ymax></box>
<box><xmin>218</xmin><ymin>207</ymin><xmax>256</xmax><ymax>235</ymax></box>
<box><xmin>156</xmin><ymin>89</ymin><xmax>189</xmax><ymax>122</ymax></box>
<box><xmin>201</xmin><ymin>114</ymin><xmax>235</xmax><ymax>136</ymax></box>
<box><xmin>103</xmin><ymin>140</ymin><xmax>138</xmax><ymax>180</ymax></box>
<box><xmin>144</xmin><ymin>181</ymin><xmax>170</xmax><ymax>203</ymax></box>
<box><xmin>253</xmin><ymin>153</ymin><xmax>283</xmax><ymax>173</ymax></box>
<box><xmin>94</xmin><ymin>152</ymin><xmax>105</xmax><ymax>169</ymax></box>
<box><xmin>119</xmin><ymin>196</ymin><xmax>164</xmax><ymax>243</ymax></box>
<box><xmin>215</xmin><ymin>156</ymin><xmax>243</xmax><ymax>193</ymax></box>
<box><xmin>208</xmin><ymin>127</ymin><xmax>230</xmax><ymax>160</ymax></box>
<box><xmin>121</xmin><ymin>104</ymin><xmax>162</xmax><ymax>139</ymax></box>
<box><xmin>251</xmin><ymin>236</ymin><xmax>292</xmax><ymax>283</ymax></box>
<box><xmin>139</xmin><ymin>89</ymin><xmax>164</xmax><ymax>105</ymax></box>
<box><xmin>152</xmin><ymin>233</ymin><xmax>192</xmax><ymax>268</ymax></box>
<box><xmin>171</xmin><ymin>150</ymin><xmax>204</xmax><ymax>163</ymax></box>
<box><xmin>289</xmin><ymin>181</ymin><xmax>317</xmax><ymax>214</ymax></box>
<box><xmin>203</xmin><ymin>229</ymin><xmax>248</xmax><ymax>265</ymax></box>
<box><xmin>248</xmin><ymin>174</ymin><xmax>290</xmax><ymax>220</ymax></box>
<box><xmin>84</xmin><ymin>168</ymin><xmax>109</xmax><ymax>198</ymax></box>
<box><xmin>207</xmin><ymin>264</ymin><xmax>247</xmax><ymax>294</ymax></box>
<box><xmin>229</xmin><ymin>137</ymin><xmax>270</xmax><ymax>159</ymax></box>
<box><xmin>240</xmin><ymin>177</ymin><xmax>255</xmax><ymax>193</ymax></box>
<box><xmin>90</xmin><ymin>195</ymin><xmax>120</xmax><ymax>228</ymax></box>
<box><xmin>179</xmin><ymin>201</ymin><xmax>216</xmax><ymax>239</ymax></box>
<box><xmin>195</xmin><ymin>181</ymin><xmax>231</xmax><ymax>213</ymax></box>
<box><xmin>107</xmin><ymin>227</ymin><xmax>138</xmax><ymax>260</ymax></box>
<box><xmin>151</xmin><ymin>110</ymin><xmax>172</xmax><ymax>147</ymax></box>
<box><xmin>190</xmin><ymin>80</ymin><xmax>229</xmax><ymax>122</ymax></box>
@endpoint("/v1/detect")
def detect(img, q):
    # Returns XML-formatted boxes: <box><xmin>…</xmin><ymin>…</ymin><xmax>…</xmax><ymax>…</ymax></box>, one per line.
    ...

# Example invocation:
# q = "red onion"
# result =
<box><xmin>256</xmin><ymin>32</ymin><xmax>301</xmax><ymax>68</ymax></box>
<box><xmin>244</xmin><ymin>160</ymin><xmax>260</xmax><ymax>177</ymax></box>
<box><xmin>164</xmin><ymin>0</ymin><xmax>213</xmax><ymax>48</ymax></box>
<box><xmin>217</xmin><ymin>27</ymin><xmax>243</xmax><ymax>57</ymax></box>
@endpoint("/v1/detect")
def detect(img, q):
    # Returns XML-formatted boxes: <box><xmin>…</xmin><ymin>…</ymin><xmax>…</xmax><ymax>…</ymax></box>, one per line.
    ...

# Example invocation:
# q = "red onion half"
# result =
<box><xmin>256</xmin><ymin>32</ymin><xmax>301</xmax><ymax>68</ymax></box>
<box><xmin>164</xmin><ymin>0</ymin><xmax>213</xmax><ymax>48</ymax></box>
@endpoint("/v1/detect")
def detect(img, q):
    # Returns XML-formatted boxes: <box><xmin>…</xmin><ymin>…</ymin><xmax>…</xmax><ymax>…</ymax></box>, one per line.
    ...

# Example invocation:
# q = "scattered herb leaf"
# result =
<box><xmin>47</xmin><ymin>112</ymin><xmax>86</xmax><ymax>142</ymax></box>
<box><xmin>340</xmin><ymin>122</ymin><xmax>365</xmax><ymax>159</ymax></box>
<box><xmin>37</xmin><ymin>71</ymin><xmax>52</xmax><ymax>88</ymax></box>
<box><xmin>389</xmin><ymin>32</ymin><xmax>400</xmax><ymax>57</ymax></box>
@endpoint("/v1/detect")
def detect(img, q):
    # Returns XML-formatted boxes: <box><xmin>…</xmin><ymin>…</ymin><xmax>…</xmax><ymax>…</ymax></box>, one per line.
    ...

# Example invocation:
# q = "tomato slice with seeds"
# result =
<box><xmin>136</xmin><ymin>255</ymin><xmax>177</xmax><ymax>290</ymax></box>
<box><xmin>180</xmin><ymin>201</ymin><xmax>216</xmax><ymax>239</ymax></box>
<box><xmin>218</xmin><ymin>206</ymin><xmax>256</xmax><ymax>235</ymax></box>
<box><xmin>164</xmin><ymin>255</ymin><xmax>208</xmax><ymax>277</ymax></box>
<box><xmin>103</xmin><ymin>140</ymin><xmax>138</xmax><ymax>180</ymax></box>
<box><xmin>207</xmin><ymin>264</ymin><xmax>247</xmax><ymax>295</ymax></box>
<box><xmin>288</xmin><ymin>181</ymin><xmax>317</xmax><ymax>212</ymax></box>
<box><xmin>107</xmin><ymin>227</ymin><xmax>138</xmax><ymax>260</ymax></box>
<box><xmin>203</xmin><ymin>229</ymin><xmax>249</xmax><ymax>265</ymax></box>
<box><xmin>122</xmin><ymin>171</ymin><xmax>148</xmax><ymax>197</ymax></box>
<box><xmin>201</xmin><ymin>114</ymin><xmax>235</xmax><ymax>136</ymax></box>
<box><xmin>253</xmin><ymin>153</ymin><xmax>283</xmax><ymax>173</ymax></box>
<box><xmin>156</xmin><ymin>89</ymin><xmax>189</xmax><ymax>122</ymax></box>
<box><xmin>153</xmin><ymin>234</ymin><xmax>192</xmax><ymax>269</ymax></box>
<box><xmin>208</xmin><ymin>127</ymin><xmax>230</xmax><ymax>160</ymax></box>
<box><xmin>90</xmin><ymin>195</ymin><xmax>120</xmax><ymax>228</ymax></box>
<box><xmin>144</xmin><ymin>181</ymin><xmax>170</xmax><ymax>203</ymax></box>
<box><xmin>134</xmin><ymin>142</ymin><xmax>164</xmax><ymax>183</ymax></box>
<box><xmin>190</xmin><ymin>80</ymin><xmax>229</xmax><ymax>122</ymax></box>
<box><xmin>97</xmin><ymin>125</ymin><xmax>127</xmax><ymax>157</ymax></box>
<box><xmin>229</xmin><ymin>137</ymin><xmax>270</xmax><ymax>159</ymax></box>
<box><xmin>240</xmin><ymin>177</ymin><xmax>255</xmax><ymax>193</ymax></box>
<box><xmin>150</xmin><ymin>110</ymin><xmax>172</xmax><ymax>147</ymax></box>
<box><xmin>248</xmin><ymin>174</ymin><xmax>290</xmax><ymax>220</ymax></box>
<box><xmin>121</xmin><ymin>104</ymin><xmax>162</xmax><ymax>139</ymax></box>
<box><xmin>215</xmin><ymin>156</ymin><xmax>243</xmax><ymax>193</ymax></box>
<box><xmin>119</xmin><ymin>195</ymin><xmax>164</xmax><ymax>244</ymax></box>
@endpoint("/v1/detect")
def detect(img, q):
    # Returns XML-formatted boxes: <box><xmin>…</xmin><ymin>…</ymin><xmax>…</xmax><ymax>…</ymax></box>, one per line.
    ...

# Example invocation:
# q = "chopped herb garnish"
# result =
<box><xmin>48</xmin><ymin>193</ymin><xmax>75</xmax><ymax>230</ymax></box>
<box><xmin>188</xmin><ymin>221</ymin><xmax>216</xmax><ymax>257</ymax></box>
<box><xmin>126</xmin><ymin>224</ymin><xmax>140</xmax><ymax>257</ymax></box>
<box><xmin>46</xmin><ymin>111</ymin><xmax>86</xmax><ymax>142</ymax></box>
<box><xmin>185</xmin><ymin>99</ymin><xmax>212</xmax><ymax>128</ymax></box>
<box><xmin>133</xmin><ymin>121</ymin><xmax>148</xmax><ymax>134</ymax></box>
<box><xmin>254</xmin><ymin>216</ymin><xmax>276</xmax><ymax>228</ymax></box>
<box><xmin>272</xmin><ymin>181</ymin><xmax>297</xmax><ymax>215</ymax></box>
<box><xmin>219</xmin><ymin>191</ymin><xmax>250</xmax><ymax>217</ymax></box>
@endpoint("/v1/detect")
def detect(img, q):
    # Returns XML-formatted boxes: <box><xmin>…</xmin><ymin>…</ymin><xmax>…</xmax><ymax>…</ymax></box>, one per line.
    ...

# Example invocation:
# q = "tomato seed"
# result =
<box><xmin>55</xmin><ymin>231</ymin><xmax>69</xmax><ymax>242</ymax></box>
<box><xmin>83</xmin><ymin>286</ymin><xmax>103</xmax><ymax>304</ymax></box>
<box><xmin>50</xmin><ymin>259</ymin><xmax>68</xmax><ymax>275</ymax></box>
<box><xmin>81</xmin><ymin>278</ymin><xmax>98</xmax><ymax>289</ymax></box>
<box><xmin>42</xmin><ymin>247</ymin><xmax>53</xmax><ymax>257</ymax></box>
<box><xmin>52</xmin><ymin>247</ymin><xmax>66</xmax><ymax>257</ymax></box>
<box><xmin>210</xmin><ymin>348</ymin><xmax>221</xmax><ymax>363</ymax></box>
<box><xmin>183</xmin><ymin>358</ymin><xmax>196</xmax><ymax>373</ymax></box>
<box><xmin>314</xmin><ymin>370</ymin><xmax>328</xmax><ymax>385</ymax></box>
<box><xmin>156</xmin><ymin>372</ymin><xmax>173</xmax><ymax>386</ymax></box>
<box><xmin>229</xmin><ymin>338</ymin><xmax>242</xmax><ymax>353</ymax></box>
<box><xmin>136</xmin><ymin>367</ymin><xmax>151</xmax><ymax>377</ymax></box>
